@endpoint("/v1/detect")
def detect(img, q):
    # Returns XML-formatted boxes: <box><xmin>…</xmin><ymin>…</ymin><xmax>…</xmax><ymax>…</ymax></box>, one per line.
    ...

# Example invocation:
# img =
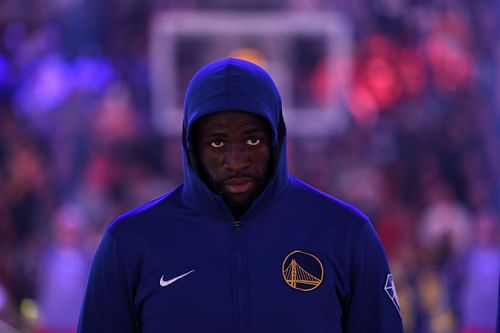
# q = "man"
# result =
<box><xmin>78</xmin><ymin>58</ymin><xmax>404</xmax><ymax>332</ymax></box>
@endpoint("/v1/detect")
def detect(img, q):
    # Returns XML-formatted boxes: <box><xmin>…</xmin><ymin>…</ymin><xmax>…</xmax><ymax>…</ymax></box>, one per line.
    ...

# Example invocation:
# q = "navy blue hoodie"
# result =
<box><xmin>78</xmin><ymin>58</ymin><xmax>404</xmax><ymax>333</ymax></box>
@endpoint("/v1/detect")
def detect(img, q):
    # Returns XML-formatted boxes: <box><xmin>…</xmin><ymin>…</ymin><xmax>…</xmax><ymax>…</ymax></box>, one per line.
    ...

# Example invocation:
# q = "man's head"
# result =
<box><xmin>182</xmin><ymin>58</ymin><xmax>284</xmax><ymax>216</ymax></box>
<box><xmin>193</xmin><ymin>110</ymin><xmax>272</xmax><ymax>213</ymax></box>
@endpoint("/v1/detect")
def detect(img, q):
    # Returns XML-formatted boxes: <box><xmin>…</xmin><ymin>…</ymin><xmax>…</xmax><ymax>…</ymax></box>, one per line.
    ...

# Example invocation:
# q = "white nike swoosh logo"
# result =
<box><xmin>160</xmin><ymin>270</ymin><xmax>195</xmax><ymax>287</ymax></box>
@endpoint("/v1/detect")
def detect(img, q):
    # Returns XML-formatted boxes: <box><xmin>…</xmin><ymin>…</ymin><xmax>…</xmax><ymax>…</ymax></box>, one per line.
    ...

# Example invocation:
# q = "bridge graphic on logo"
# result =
<box><xmin>283</xmin><ymin>259</ymin><xmax>321</xmax><ymax>289</ymax></box>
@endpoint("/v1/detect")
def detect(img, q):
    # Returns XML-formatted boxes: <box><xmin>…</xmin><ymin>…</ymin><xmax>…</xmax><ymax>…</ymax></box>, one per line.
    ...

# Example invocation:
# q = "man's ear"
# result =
<box><xmin>183</xmin><ymin>124</ymin><xmax>197</xmax><ymax>169</ymax></box>
<box><xmin>183</xmin><ymin>123</ymin><xmax>204</xmax><ymax>176</ymax></box>
<box><xmin>271</xmin><ymin>111</ymin><xmax>286</xmax><ymax>174</ymax></box>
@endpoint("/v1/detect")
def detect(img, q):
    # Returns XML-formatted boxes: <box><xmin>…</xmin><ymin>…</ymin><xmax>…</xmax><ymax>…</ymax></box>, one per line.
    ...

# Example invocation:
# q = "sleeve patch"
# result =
<box><xmin>384</xmin><ymin>273</ymin><xmax>401</xmax><ymax>316</ymax></box>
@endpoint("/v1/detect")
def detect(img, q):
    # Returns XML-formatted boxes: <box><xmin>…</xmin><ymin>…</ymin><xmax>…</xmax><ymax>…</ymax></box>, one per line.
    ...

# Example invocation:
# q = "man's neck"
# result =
<box><xmin>227</xmin><ymin>202</ymin><xmax>249</xmax><ymax>221</ymax></box>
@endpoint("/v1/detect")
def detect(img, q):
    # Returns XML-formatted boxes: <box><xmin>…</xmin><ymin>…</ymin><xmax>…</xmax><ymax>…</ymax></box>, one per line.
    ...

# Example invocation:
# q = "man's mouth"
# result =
<box><xmin>222</xmin><ymin>177</ymin><xmax>255</xmax><ymax>194</ymax></box>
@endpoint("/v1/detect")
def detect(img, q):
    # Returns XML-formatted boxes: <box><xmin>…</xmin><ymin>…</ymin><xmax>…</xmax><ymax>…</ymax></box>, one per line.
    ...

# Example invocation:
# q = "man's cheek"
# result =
<box><xmin>210</xmin><ymin>175</ymin><xmax>224</xmax><ymax>191</ymax></box>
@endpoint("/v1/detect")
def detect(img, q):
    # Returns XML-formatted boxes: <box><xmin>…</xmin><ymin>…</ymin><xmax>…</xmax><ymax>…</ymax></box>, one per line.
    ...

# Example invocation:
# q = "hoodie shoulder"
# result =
<box><xmin>106</xmin><ymin>185</ymin><xmax>183</xmax><ymax>237</ymax></box>
<box><xmin>287</xmin><ymin>176</ymin><xmax>370</xmax><ymax>228</ymax></box>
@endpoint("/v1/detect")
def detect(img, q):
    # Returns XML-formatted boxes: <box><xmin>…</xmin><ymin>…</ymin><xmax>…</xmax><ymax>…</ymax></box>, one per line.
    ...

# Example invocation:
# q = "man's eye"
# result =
<box><xmin>247</xmin><ymin>138</ymin><xmax>261</xmax><ymax>146</ymax></box>
<box><xmin>210</xmin><ymin>140</ymin><xmax>224</xmax><ymax>148</ymax></box>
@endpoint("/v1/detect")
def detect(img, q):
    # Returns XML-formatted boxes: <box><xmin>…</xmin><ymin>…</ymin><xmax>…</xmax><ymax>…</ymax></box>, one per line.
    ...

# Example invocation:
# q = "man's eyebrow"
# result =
<box><xmin>204</xmin><ymin>130</ymin><xmax>227</xmax><ymax>138</ymax></box>
<box><xmin>203</xmin><ymin>126</ymin><xmax>227</xmax><ymax>138</ymax></box>
<box><xmin>240</xmin><ymin>126</ymin><xmax>267</xmax><ymax>135</ymax></box>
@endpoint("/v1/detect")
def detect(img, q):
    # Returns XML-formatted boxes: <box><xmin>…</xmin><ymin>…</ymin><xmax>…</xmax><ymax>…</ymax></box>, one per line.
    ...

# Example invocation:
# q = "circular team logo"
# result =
<box><xmin>282</xmin><ymin>250</ymin><xmax>324</xmax><ymax>292</ymax></box>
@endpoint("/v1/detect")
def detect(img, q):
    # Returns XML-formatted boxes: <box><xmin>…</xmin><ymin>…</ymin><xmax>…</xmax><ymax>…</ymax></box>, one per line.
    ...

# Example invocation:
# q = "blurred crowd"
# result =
<box><xmin>0</xmin><ymin>0</ymin><xmax>499</xmax><ymax>332</ymax></box>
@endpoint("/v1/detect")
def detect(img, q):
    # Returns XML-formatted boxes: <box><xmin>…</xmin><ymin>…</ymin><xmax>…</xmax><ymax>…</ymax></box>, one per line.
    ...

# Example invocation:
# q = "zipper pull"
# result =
<box><xmin>233</xmin><ymin>220</ymin><xmax>241</xmax><ymax>228</ymax></box>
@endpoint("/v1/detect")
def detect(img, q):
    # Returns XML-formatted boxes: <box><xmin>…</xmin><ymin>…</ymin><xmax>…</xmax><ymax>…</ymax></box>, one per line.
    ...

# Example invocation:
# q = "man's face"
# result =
<box><xmin>194</xmin><ymin>111</ymin><xmax>272</xmax><ymax>210</ymax></box>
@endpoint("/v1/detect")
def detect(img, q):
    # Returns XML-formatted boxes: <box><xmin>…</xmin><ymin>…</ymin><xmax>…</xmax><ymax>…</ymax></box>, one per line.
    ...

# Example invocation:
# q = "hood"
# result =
<box><xmin>181</xmin><ymin>58</ymin><xmax>289</xmax><ymax>218</ymax></box>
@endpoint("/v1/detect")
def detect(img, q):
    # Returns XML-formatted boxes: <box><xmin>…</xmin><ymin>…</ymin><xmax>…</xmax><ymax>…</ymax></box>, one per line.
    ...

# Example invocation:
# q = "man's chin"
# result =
<box><xmin>223</xmin><ymin>192</ymin><xmax>254</xmax><ymax>209</ymax></box>
<box><xmin>212</xmin><ymin>177</ymin><xmax>267</xmax><ymax>213</ymax></box>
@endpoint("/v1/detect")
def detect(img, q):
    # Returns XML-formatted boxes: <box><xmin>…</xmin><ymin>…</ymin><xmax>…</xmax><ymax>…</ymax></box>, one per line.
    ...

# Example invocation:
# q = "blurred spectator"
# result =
<box><xmin>418</xmin><ymin>181</ymin><xmax>472</xmax><ymax>257</ymax></box>
<box><xmin>456</xmin><ymin>211</ymin><xmax>500</xmax><ymax>333</ymax></box>
<box><xmin>35</xmin><ymin>203</ymin><xmax>91</xmax><ymax>333</ymax></box>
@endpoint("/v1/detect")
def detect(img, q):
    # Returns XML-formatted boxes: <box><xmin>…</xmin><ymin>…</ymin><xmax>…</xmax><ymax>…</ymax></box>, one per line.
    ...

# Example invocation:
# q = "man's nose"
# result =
<box><xmin>223</xmin><ymin>146</ymin><xmax>250</xmax><ymax>173</ymax></box>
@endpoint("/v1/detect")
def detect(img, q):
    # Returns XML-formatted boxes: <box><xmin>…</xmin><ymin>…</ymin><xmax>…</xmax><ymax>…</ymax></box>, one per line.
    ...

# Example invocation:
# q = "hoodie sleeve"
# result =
<box><xmin>78</xmin><ymin>230</ymin><xmax>140</xmax><ymax>333</ymax></box>
<box><xmin>343</xmin><ymin>221</ymin><xmax>404</xmax><ymax>333</ymax></box>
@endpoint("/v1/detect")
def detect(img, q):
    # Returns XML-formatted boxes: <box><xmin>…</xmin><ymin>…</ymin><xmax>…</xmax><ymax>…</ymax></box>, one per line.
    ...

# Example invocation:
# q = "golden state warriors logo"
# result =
<box><xmin>282</xmin><ymin>250</ymin><xmax>324</xmax><ymax>292</ymax></box>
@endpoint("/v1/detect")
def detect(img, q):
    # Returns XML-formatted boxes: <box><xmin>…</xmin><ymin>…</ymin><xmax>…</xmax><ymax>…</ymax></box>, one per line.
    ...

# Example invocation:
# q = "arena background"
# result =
<box><xmin>0</xmin><ymin>0</ymin><xmax>499</xmax><ymax>332</ymax></box>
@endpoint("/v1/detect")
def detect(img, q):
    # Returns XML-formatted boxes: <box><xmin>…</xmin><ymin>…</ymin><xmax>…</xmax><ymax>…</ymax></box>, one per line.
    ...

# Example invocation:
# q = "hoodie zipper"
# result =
<box><xmin>232</xmin><ymin>220</ymin><xmax>250</xmax><ymax>333</ymax></box>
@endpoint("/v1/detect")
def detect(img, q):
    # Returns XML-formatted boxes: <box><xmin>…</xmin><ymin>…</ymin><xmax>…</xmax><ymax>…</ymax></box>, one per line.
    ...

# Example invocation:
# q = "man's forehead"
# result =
<box><xmin>196</xmin><ymin>110</ymin><xmax>270</xmax><ymax>132</ymax></box>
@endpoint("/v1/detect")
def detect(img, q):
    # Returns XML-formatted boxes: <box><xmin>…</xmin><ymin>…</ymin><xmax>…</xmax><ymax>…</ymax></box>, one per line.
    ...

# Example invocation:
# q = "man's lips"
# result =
<box><xmin>222</xmin><ymin>177</ymin><xmax>255</xmax><ymax>194</ymax></box>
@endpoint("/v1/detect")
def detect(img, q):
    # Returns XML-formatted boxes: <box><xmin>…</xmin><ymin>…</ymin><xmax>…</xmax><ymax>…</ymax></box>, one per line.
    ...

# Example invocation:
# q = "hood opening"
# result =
<box><xmin>182</xmin><ymin>110</ymin><xmax>286</xmax><ymax>183</ymax></box>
